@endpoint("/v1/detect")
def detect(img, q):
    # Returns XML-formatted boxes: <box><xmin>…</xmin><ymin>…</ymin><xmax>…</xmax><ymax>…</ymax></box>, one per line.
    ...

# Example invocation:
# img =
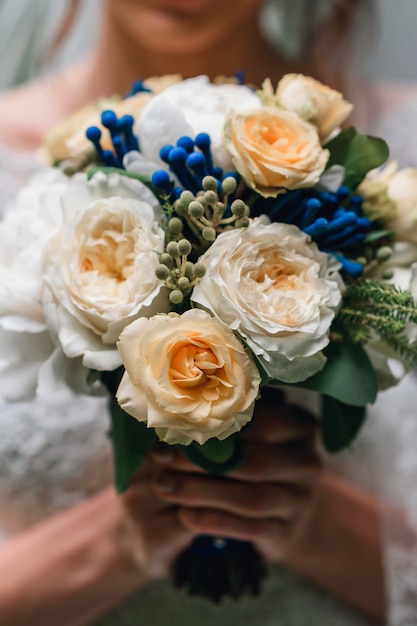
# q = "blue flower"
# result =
<box><xmin>253</xmin><ymin>186</ymin><xmax>371</xmax><ymax>277</ymax></box>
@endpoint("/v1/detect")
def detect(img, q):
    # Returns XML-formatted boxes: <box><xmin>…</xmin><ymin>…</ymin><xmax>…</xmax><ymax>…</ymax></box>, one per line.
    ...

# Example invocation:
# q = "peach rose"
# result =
<box><xmin>116</xmin><ymin>309</ymin><xmax>261</xmax><ymax>445</ymax></box>
<box><xmin>274</xmin><ymin>74</ymin><xmax>353</xmax><ymax>141</ymax></box>
<box><xmin>224</xmin><ymin>107</ymin><xmax>329</xmax><ymax>197</ymax></box>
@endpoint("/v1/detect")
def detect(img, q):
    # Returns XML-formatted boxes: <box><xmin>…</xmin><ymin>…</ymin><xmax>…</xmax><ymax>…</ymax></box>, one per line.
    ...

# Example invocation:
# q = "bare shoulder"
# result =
<box><xmin>0</xmin><ymin>61</ymin><xmax>96</xmax><ymax>152</ymax></box>
<box><xmin>349</xmin><ymin>79</ymin><xmax>417</xmax><ymax>131</ymax></box>
<box><xmin>0</xmin><ymin>80</ymin><xmax>64</xmax><ymax>152</ymax></box>
<box><xmin>374</xmin><ymin>80</ymin><xmax>417</xmax><ymax>116</ymax></box>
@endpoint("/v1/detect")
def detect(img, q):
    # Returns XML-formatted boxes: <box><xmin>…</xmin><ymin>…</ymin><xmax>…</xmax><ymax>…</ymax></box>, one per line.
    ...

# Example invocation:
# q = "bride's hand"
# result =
<box><xmin>119</xmin><ymin>457</ymin><xmax>196</xmax><ymax>579</ymax></box>
<box><xmin>150</xmin><ymin>389</ymin><xmax>321</xmax><ymax>563</ymax></box>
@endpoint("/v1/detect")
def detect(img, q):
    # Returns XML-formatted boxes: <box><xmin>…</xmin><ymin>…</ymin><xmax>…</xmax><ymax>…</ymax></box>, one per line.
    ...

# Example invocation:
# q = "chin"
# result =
<box><xmin>108</xmin><ymin>0</ymin><xmax>263</xmax><ymax>55</ymax></box>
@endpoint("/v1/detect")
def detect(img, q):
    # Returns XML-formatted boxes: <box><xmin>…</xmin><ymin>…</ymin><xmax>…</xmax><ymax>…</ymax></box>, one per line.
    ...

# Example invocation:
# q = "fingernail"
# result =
<box><xmin>154</xmin><ymin>472</ymin><xmax>177</xmax><ymax>493</ymax></box>
<box><xmin>151</xmin><ymin>444</ymin><xmax>175</xmax><ymax>464</ymax></box>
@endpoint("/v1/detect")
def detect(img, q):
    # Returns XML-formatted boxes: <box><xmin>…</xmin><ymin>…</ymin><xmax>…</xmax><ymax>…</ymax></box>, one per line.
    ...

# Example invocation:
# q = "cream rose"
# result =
<box><xmin>223</xmin><ymin>107</ymin><xmax>329</xmax><ymax>197</ymax></box>
<box><xmin>38</xmin><ymin>75</ymin><xmax>182</xmax><ymax>166</ymax></box>
<box><xmin>359</xmin><ymin>162</ymin><xmax>417</xmax><ymax>243</ymax></box>
<box><xmin>116</xmin><ymin>309</ymin><xmax>261</xmax><ymax>445</ymax></box>
<box><xmin>191</xmin><ymin>222</ymin><xmax>343</xmax><ymax>383</ymax></box>
<box><xmin>357</xmin><ymin>161</ymin><xmax>397</xmax><ymax>223</ymax></box>
<box><xmin>384</xmin><ymin>167</ymin><xmax>417</xmax><ymax>243</ymax></box>
<box><xmin>43</xmin><ymin>172</ymin><xmax>167</xmax><ymax>371</ymax></box>
<box><xmin>274</xmin><ymin>74</ymin><xmax>353</xmax><ymax>141</ymax></box>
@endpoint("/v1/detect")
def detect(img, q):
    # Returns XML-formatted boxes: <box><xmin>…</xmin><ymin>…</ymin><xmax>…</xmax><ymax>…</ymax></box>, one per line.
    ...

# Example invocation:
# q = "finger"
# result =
<box><xmin>122</xmin><ymin>469</ymin><xmax>176</xmax><ymax>517</ymax></box>
<box><xmin>127</xmin><ymin>508</ymin><xmax>196</xmax><ymax>578</ymax></box>
<box><xmin>128</xmin><ymin>456</ymin><xmax>160</xmax><ymax>484</ymax></box>
<box><xmin>139</xmin><ymin>508</ymin><xmax>195</xmax><ymax>553</ymax></box>
<box><xmin>241</xmin><ymin>403</ymin><xmax>318</xmax><ymax>444</ymax></box>
<box><xmin>229</xmin><ymin>442</ymin><xmax>321</xmax><ymax>485</ymax></box>
<box><xmin>152</xmin><ymin>471</ymin><xmax>308</xmax><ymax>521</ymax></box>
<box><xmin>178</xmin><ymin>507</ymin><xmax>292</xmax><ymax>561</ymax></box>
<box><xmin>151</xmin><ymin>441</ymin><xmax>321</xmax><ymax>486</ymax></box>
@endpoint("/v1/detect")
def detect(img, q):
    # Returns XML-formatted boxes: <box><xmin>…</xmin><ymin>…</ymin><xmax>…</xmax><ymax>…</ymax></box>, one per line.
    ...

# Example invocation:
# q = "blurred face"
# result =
<box><xmin>106</xmin><ymin>0</ymin><xmax>265</xmax><ymax>55</ymax></box>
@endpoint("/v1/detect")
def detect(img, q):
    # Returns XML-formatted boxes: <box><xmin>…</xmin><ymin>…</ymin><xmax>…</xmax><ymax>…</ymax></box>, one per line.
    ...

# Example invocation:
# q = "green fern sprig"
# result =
<box><xmin>337</xmin><ymin>278</ymin><xmax>417</xmax><ymax>367</ymax></box>
<box><xmin>378</xmin><ymin>331</ymin><xmax>417</xmax><ymax>366</ymax></box>
<box><xmin>342</xmin><ymin>279</ymin><xmax>415</xmax><ymax>308</ymax></box>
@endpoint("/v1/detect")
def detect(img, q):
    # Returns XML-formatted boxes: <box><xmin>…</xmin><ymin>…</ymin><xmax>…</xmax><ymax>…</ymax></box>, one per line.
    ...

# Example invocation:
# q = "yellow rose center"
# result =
<box><xmin>79</xmin><ymin>224</ymin><xmax>135</xmax><ymax>283</ymax></box>
<box><xmin>253</xmin><ymin>259</ymin><xmax>301</xmax><ymax>289</ymax></box>
<box><xmin>169</xmin><ymin>339</ymin><xmax>220</xmax><ymax>387</ymax></box>
<box><xmin>245</xmin><ymin>115</ymin><xmax>302</xmax><ymax>156</ymax></box>
<box><xmin>241</xmin><ymin>249</ymin><xmax>312</xmax><ymax>326</ymax></box>
<box><xmin>167</xmin><ymin>336</ymin><xmax>232</xmax><ymax>404</ymax></box>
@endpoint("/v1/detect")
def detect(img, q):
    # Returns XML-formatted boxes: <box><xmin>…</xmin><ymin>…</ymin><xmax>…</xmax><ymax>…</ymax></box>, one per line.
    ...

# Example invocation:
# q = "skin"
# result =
<box><xmin>150</xmin><ymin>396</ymin><xmax>385</xmax><ymax>621</ymax></box>
<box><xmin>151</xmin><ymin>396</ymin><xmax>322</xmax><ymax>561</ymax></box>
<box><xmin>0</xmin><ymin>394</ymin><xmax>324</xmax><ymax>626</ymax></box>
<box><xmin>0</xmin><ymin>0</ymin><xmax>386</xmax><ymax>623</ymax></box>
<box><xmin>0</xmin><ymin>0</ymin><xmax>413</xmax><ymax>149</ymax></box>
<box><xmin>0</xmin><ymin>0</ymin><xmax>297</xmax><ymax>150</ymax></box>
<box><xmin>99</xmin><ymin>0</ymin><xmax>295</xmax><ymax>87</ymax></box>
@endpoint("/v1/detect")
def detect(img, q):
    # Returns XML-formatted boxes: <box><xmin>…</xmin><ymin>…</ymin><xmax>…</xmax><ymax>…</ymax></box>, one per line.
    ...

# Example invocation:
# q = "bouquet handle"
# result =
<box><xmin>171</xmin><ymin>535</ymin><xmax>267</xmax><ymax>602</ymax></box>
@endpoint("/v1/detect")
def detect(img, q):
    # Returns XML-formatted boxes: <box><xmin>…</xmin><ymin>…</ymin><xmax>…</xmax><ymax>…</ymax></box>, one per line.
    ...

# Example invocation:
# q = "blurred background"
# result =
<box><xmin>366</xmin><ymin>0</ymin><xmax>417</xmax><ymax>81</ymax></box>
<box><xmin>0</xmin><ymin>0</ymin><xmax>415</xmax><ymax>90</ymax></box>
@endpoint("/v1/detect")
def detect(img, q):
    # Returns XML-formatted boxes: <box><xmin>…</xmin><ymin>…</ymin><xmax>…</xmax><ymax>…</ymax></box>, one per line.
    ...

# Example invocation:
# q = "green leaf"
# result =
<box><xmin>325</xmin><ymin>126</ymin><xmax>357</xmax><ymax>169</ymax></box>
<box><xmin>343</xmin><ymin>134</ymin><xmax>389</xmax><ymax>189</ymax></box>
<box><xmin>324</xmin><ymin>127</ymin><xmax>389</xmax><ymax>189</ymax></box>
<box><xmin>179</xmin><ymin>435</ymin><xmax>244</xmax><ymax>474</ymax></box>
<box><xmin>287</xmin><ymin>340</ymin><xmax>378</xmax><ymax>406</ymax></box>
<box><xmin>108</xmin><ymin>398</ymin><xmax>157</xmax><ymax>493</ymax></box>
<box><xmin>86</xmin><ymin>166</ymin><xmax>152</xmax><ymax>186</ymax></box>
<box><xmin>364</xmin><ymin>229</ymin><xmax>395</xmax><ymax>243</ymax></box>
<box><xmin>321</xmin><ymin>396</ymin><xmax>366</xmax><ymax>452</ymax></box>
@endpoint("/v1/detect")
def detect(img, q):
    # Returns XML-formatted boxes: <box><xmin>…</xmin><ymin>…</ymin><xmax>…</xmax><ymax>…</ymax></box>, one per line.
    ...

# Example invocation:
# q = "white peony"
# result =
<box><xmin>0</xmin><ymin>168</ymin><xmax>68</xmax><ymax>401</ymax></box>
<box><xmin>191</xmin><ymin>221</ymin><xmax>343</xmax><ymax>383</ymax></box>
<box><xmin>43</xmin><ymin>171</ymin><xmax>167</xmax><ymax>371</ymax></box>
<box><xmin>129</xmin><ymin>75</ymin><xmax>261</xmax><ymax>176</ymax></box>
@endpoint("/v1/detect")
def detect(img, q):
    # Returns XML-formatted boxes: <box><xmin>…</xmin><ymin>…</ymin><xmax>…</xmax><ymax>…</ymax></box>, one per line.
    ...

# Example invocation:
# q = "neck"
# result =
<box><xmin>87</xmin><ymin>6</ymin><xmax>296</xmax><ymax>99</ymax></box>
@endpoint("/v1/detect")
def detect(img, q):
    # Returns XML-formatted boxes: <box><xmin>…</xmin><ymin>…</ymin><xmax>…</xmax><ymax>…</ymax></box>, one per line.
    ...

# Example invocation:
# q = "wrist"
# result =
<box><xmin>81</xmin><ymin>486</ymin><xmax>153</xmax><ymax>589</ymax></box>
<box><xmin>0</xmin><ymin>487</ymin><xmax>150</xmax><ymax>626</ymax></box>
<box><xmin>284</xmin><ymin>471</ymin><xmax>385</xmax><ymax>621</ymax></box>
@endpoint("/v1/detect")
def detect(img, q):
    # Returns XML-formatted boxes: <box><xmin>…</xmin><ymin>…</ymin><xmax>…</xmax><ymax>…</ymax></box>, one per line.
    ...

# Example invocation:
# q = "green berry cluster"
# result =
<box><xmin>355</xmin><ymin>243</ymin><xmax>394</xmax><ymax>280</ymax></box>
<box><xmin>174</xmin><ymin>175</ymin><xmax>250</xmax><ymax>245</ymax></box>
<box><xmin>155</xmin><ymin>238</ymin><xmax>206</xmax><ymax>306</ymax></box>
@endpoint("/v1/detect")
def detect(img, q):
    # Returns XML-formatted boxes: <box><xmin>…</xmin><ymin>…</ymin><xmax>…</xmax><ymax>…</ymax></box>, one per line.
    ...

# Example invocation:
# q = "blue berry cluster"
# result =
<box><xmin>255</xmin><ymin>186</ymin><xmax>371</xmax><ymax>276</ymax></box>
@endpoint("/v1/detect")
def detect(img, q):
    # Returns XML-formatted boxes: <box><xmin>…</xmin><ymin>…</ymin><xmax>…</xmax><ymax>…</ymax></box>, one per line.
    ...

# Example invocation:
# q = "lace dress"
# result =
<box><xmin>0</xmin><ymin>95</ymin><xmax>416</xmax><ymax>624</ymax></box>
<box><xmin>365</xmin><ymin>97</ymin><xmax>417</xmax><ymax>626</ymax></box>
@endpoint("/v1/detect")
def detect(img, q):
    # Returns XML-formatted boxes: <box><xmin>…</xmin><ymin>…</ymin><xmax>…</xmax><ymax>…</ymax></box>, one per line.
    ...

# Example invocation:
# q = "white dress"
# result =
<box><xmin>1</xmin><ymin>97</ymin><xmax>417</xmax><ymax>624</ymax></box>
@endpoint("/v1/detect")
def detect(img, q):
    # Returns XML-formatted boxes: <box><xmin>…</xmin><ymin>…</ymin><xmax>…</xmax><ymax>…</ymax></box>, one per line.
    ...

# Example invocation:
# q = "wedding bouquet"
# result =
<box><xmin>1</xmin><ymin>73</ymin><xmax>417</xmax><ymax>601</ymax></box>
